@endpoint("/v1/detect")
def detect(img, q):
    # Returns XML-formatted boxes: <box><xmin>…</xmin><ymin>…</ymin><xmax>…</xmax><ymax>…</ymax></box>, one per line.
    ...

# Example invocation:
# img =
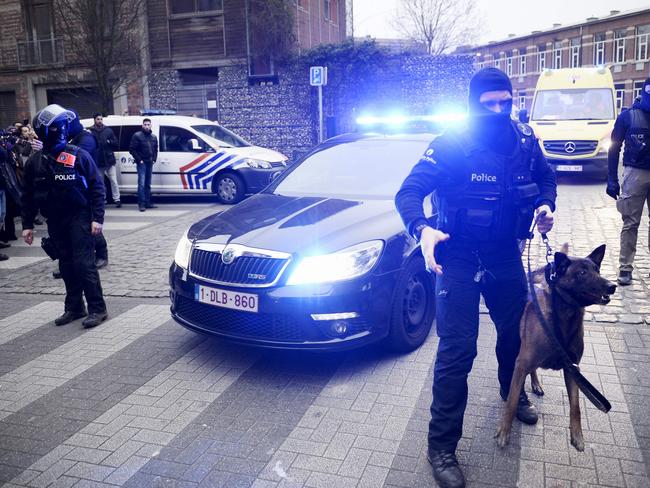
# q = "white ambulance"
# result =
<box><xmin>81</xmin><ymin>115</ymin><xmax>287</xmax><ymax>203</ymax></box>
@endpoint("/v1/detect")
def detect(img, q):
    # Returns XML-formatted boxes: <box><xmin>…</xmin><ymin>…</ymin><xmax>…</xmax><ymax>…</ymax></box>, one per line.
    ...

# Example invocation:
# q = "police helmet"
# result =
<box><xmin>33</xmin><ymin>104</ymin><xmax>77</xmax><ymax>154</ymax></box>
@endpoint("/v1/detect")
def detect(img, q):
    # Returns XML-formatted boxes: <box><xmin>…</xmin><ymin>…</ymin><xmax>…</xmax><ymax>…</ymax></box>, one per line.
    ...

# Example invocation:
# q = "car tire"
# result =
<box><xmin>387</xmin><ymin>256</ymin><xmax>436</xmax><ymax>352</ymax></box>
<box><xmin>213</xmin><ymin>172</ymin><xmax>245</xmax><ymax>204</ymax></box>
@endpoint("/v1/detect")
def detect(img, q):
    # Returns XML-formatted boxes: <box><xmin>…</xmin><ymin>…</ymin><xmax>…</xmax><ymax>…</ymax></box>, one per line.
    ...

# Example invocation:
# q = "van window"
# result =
<box><xmin>192</xmin><ymin>124</ymin><xmax>250</xmax><ymax>148</ymax></box>
<box><xmin>118</xmin><ymin>126</ymin><xmax>141</xmax><ymax>151</ymax></box>
<box><xmin>160</xmin><ymin>126</ymin><xmax>211</xmax><ymax>152</ymax></box>
<box><xmin>532</xmin><ymin>88</ymin><xmax>614</xmax><ymax>121</ymax></box>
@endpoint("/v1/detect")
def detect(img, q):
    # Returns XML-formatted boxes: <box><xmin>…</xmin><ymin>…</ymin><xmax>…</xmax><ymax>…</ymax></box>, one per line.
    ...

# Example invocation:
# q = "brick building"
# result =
<box><xmin>467</xmin><ymin>7</ymin><xmax>650</xmax><ymax>114</ymax></box>
<box><xmin>0</xmin><ymin>0</ymin><xmax>347</xmax><ymax>128</ymax></box>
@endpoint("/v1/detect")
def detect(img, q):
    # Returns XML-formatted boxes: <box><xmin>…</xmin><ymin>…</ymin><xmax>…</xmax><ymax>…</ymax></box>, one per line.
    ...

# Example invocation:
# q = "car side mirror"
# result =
<box><xmin>518</xmin><ymin>109</ymin><xmax>529</xmax><ymax>123</ymax></box>
<box><xmin>189</xmin><ymin>138</ymin><xmax>201</xmax><ymax>151</ymax></box>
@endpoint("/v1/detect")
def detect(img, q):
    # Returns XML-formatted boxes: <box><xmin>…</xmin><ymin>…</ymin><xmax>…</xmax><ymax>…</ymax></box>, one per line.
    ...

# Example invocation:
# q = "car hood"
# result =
<box><xmin>224</xmin><ymin>145</ymin><xmax>286</xmax><ymax>163</ymax></box>
<box><xmin>188</xmin><ymin>193</ymin><xmax>403</xmax><ymax>255</ymax></box>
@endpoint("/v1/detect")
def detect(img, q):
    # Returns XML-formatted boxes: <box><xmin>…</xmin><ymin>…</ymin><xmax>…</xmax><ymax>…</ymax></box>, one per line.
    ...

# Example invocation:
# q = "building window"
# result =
<box><xmin>518</xmin><ymin>91</ymin><xmax>526</xmax><ymax>110</ymax></box>
<box><xmin>495</xmin><ymin>56</ymin><xmax>501</xmax><ymax>69</ymax></box>
<box><xmin>636</xmin><ymin>25</ymin><xmax>650</xmax><ymax>61</ymax></box>
<box><xmin>506</xmin><ymin>56</ymin><xmax>513</xmax><ymax>76</ymax></box>
<box><xmin>634</xmin><ymin>80</ymin><xmax>644</xmax><ymax>101</ymax></box>
<box><xmin>553</xmin><ymin>41</ymin><xmax>562</xmax><ymax>69</ymax></box>
<box><xmin>614</xmin><ymin>29</ymin><xmax>626</xmax><ymax>64</ymax></box>
<box><xmin>324</xmin><ymin>0</ymin><xmax>331</xmax><ymax>20</ymax></box>
<box><xmin>615</xmin><ymin>84</ymin><xmax>625</xmax><ymax>112</ymax></box>
<box><xmin>538</xmin><ymin>46</ymin><xmax>546</xmax><ymax>71</ymax></box>
<box><xmin>170</xmin><ymin>0</ymin><xmax>223</xmax><ymax>14</ymax></box>
<box><xmin>570</xmin><ymin>37</ymin><xmax>581</xmax><ymax>68</ymax></box>
<box><xmin>520</xmin><ymin>54</ymin><xmax>526</xmax><ymax>75</ymax></box>
<box><xmin>593</xmin><ymin>33</ymin><xmax>606</xmax><ymax>65</ymax></box>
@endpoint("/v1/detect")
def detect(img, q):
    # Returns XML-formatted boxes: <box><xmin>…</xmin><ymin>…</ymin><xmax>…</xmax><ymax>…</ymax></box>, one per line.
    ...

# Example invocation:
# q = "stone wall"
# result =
<box><xmin>149</xmin><ymin>53</ymin><xmax>475</xmax><ymax>162</ymax></box>
<box><xmin>148</xmin><ymin>69</ymin><xmax>178</xmax><ymax>112</ymax></box>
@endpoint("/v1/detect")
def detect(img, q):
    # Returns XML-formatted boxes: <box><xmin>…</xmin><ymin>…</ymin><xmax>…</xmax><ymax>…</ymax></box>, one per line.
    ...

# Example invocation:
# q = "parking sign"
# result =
<box><xmin>310</xmin><ymin>66</ymin><xmax>327</xmax><ymax>86</ymax></box>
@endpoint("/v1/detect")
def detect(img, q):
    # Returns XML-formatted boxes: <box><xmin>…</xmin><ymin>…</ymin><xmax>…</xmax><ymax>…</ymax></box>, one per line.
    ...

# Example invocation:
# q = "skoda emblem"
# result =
<box><xmin>564</xmin><ymin>141</ymin><xmax>576</xmax><ymax>153</ymax></box>
<box><xmin>221</xmin><ymin>248</ymin><xmax>236</xmax><ymax>265</ymax></box>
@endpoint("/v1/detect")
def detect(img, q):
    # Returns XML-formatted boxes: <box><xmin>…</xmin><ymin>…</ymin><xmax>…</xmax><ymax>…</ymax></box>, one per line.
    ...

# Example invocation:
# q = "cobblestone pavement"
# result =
<box><xmin>0</xmin><ymin>180</ymin><xmax>649</xmax><ymax>488</ymax></box>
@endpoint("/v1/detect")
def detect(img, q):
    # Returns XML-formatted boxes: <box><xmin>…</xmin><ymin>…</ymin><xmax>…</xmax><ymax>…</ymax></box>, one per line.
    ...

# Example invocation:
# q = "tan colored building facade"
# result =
<box><xmin>468</xmin><ymin>7</ymin><xmax>650</xmax><ymax>114</ymax></box>
<box><xmin>0</xmin><ymin>0</ymin><xmax>346</xmax><ymax>127</ymax></box>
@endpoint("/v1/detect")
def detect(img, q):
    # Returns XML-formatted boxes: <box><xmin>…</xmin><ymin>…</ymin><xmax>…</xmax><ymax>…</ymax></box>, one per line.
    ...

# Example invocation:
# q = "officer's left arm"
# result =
<box><xmin>531</xmin><ymin>141</ymin><xmax>557</xmax><ymax>233</ymax></box>
<box><xmin>77</xmin><ymin>149</ymin><xmax>106</xmax><ymax>229</ymax></box>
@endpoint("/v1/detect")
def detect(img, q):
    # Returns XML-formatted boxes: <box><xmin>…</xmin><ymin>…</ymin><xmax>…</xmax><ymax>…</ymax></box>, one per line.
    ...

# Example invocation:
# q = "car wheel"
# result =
<box><xmin>214</xmin><ymin>173</ymin><xmax>245</xmax><ymax>204</ymax></box>
<box><xmin>387</xmin><ymin>256</ymin><xmax>436</xmax><ymax>352</ymax></box>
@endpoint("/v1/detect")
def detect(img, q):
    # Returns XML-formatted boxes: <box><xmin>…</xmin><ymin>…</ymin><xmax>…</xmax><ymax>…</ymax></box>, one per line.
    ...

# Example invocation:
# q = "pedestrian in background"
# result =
<box><xmin>129</xmin><ymin>118</ymin><xmax>158</xmax><ymax>212</ymax></box>
<box><xmin>0</xmin><ymin>143</ymin><xmax>11</xmax><ymax>260</ymax></box>
<box><xmin>89</xmin><ymin>113</ymin><xmax>121</xmax><ymax>207</ymax></box>
<box><xmin>395</xmin><ymin>68</ymin><xmax>556</xmax><ymax>488</ymax></box>
<box><xmin>22</xmin><ymin>104</ymin><xmax>108</xmax><ymax>328</ymax></box>
<box><xmin>0</xmin><ymin>128</ymin><xmax>22</xmax><ymax>243</ymax></box>
<box><xmin>607</xmin><ymin>77</ymin><xmax>650</xmax><ymax>286</ymax></box>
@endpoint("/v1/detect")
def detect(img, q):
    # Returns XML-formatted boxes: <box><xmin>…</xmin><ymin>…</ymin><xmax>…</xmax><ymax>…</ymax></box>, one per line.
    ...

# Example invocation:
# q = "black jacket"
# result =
<box><xmin>21</xmin><ymin>146</ymin><xmax>106</xmax><ymax>229</ymax></box>
<box><xmin>129</xmin><ymin>130</ymin><xmax>158</xmax><ymax>164</ymax></box>
<box><xmin>608</xmin><ymin>104</ymin><xmax>650</xmax><ymax>174</ymax></box>
<box><xmin>71</xmin><ymin>130</ymin><xmax>99</xmax><ymax>164</ymax></box>
<box><xmin>89</xmin><ymin>124</ymin><xmax>118</xmax><ymax>168</ymax></box>
<box><xmin>395</xmin><ymin>123</ymin><xmax>557</xmax><ymax>241</ymax></box>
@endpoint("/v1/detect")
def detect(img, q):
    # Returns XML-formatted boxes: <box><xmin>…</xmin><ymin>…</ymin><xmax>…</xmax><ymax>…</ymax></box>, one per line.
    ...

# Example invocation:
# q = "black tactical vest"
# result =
<box><xmin>434</xmin><ymin>122</ymin><xmax>540</xmax><ymax>242</ymax></box>
<box><xmin>623</xmin><ymin>109</ymin><xmax>650</xmax><ymax>169</ymax></box>
<box><xmin>33</xmin><ymin>144</ymin><xmax>88</xmax><ymax>214</ymax></box>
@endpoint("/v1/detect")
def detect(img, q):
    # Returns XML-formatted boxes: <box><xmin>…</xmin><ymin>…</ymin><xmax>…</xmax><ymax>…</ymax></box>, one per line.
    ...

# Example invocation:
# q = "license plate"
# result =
<box><xmin>195</xmin><ymin>284</ymin><xmax>258</xmax><ymax>313</ymax></box>
<box><xmin>556</xmin><ymin>165</ymin><xmax>583</xmax><ymax>172</ymax></box>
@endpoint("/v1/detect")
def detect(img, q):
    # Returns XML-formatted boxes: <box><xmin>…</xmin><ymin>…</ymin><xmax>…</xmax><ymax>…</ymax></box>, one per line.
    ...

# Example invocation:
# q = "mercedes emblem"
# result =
<box><xmin>564</xmin><ymin>141</ymin><xmax>576</xmax><ymax>154</ymax></box>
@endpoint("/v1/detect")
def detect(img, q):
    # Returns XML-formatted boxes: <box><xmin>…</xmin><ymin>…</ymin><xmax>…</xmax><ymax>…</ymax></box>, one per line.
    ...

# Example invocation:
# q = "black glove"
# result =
<box><xmin>606</xmin><ymin>178</ymin><xmax>620</xmax><ymax>200</ymax></box>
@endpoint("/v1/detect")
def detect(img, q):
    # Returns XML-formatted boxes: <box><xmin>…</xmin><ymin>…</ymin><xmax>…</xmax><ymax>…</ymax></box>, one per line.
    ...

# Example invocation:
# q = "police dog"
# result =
<box><xmin>497</xmin><ymin>244</ymin><xmax>616</xmax><ymax>451</ymax></box>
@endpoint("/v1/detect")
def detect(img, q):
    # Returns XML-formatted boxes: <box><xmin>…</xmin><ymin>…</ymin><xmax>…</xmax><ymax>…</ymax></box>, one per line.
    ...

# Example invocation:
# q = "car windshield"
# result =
<box><xmin>531</xmin><ymin>88</ymin><xmax>614</xmax><ymax>121</ymax></box>
<box><xmin>271</xmin><ymin>138</ymin><xmax>431</xmax><ymax>200</ymax></box>
<box><xmin>192</xmin><ymin>124</ymin><xmax>251</xmax><ymax>148</ymax></box>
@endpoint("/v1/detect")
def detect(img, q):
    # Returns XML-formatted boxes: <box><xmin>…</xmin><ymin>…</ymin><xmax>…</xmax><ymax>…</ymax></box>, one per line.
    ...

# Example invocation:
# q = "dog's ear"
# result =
<box><xmin>586</xmin><ymin>244</ymin><xmax>606</xmax><ymax>270</ymax></box>
<box><xmin>554</xmin><ymin>252</ymin><xmax>571</xmax><ymax>276</ymax></box>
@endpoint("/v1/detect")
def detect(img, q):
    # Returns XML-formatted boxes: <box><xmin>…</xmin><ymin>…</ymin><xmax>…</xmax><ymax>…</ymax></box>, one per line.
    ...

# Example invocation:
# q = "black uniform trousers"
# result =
<box><xmin>47</xmin><ymin>208</ymin><xmax>107</xmax><ymax>314</ymax></box>
<box><xmin>428</xmin><ymin>240</ymin><xmax>527</xmax><ymax>452</ymax></box>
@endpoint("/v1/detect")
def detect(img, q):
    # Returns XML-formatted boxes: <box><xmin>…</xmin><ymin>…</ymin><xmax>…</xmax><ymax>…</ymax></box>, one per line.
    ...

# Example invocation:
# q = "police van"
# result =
<box><xmin>521</xmin><ymin>67</ymin><xmax>616</xmax><ymax>177</ymax></box>
<box><xmin>80</xmin><ymin>115</ymin><xmax>287</xmax><ymax>203</ymax></box>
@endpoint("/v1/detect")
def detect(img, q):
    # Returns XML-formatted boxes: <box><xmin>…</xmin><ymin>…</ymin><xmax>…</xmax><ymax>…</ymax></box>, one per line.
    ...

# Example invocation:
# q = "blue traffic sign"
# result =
<box><xmin>310</xmin><ymin>66</ymin><xmax>327</xmax><ymax>86</ymax></box>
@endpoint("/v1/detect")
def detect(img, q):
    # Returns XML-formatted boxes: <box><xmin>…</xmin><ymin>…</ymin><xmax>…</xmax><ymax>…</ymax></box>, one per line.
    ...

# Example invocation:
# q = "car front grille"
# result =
<box><xmin>189</xmin><ymin>249</ymin><xmax>288</xmax><ymax>286</ymax></box>
<box><xmin>543</xmin><ymin>140</ymin><xmax>598</xmax><ymax>156</ymax></box>
<box><xmin>173</xmin><ymin>295</ymin><xmax>370</xmax><ymax>343</ymax></box>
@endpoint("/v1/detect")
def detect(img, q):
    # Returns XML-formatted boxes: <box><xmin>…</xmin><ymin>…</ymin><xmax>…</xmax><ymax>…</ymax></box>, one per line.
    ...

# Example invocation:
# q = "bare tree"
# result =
<box><xmin>249</xmin><ymin>0</ymin><xmax>297</xmax><ymax>64</ymax></box>
<box><xmin>393</xmin><ymin>0</ymin><xmax>479</xmax><ymax>55</ymax></box>
<box><xmin>54</xmin><ymin>0</ymin><xmax>146</xmax><ymax>113</ymax></box>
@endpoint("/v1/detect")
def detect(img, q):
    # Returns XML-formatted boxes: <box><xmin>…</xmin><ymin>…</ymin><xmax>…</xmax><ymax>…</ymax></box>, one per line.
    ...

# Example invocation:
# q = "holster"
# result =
<box><xmin>41</xmin><ymin>236</ymin><xmax>59</xmax><ymax>260</ymax></box>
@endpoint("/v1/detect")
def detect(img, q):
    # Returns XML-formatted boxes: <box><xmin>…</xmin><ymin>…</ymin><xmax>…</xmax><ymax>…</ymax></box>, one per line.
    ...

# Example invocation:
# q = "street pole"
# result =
<box><xmin>318</xmin><ymin>85</ymin><xmax>323</xmax><ymax>143</ymax></box>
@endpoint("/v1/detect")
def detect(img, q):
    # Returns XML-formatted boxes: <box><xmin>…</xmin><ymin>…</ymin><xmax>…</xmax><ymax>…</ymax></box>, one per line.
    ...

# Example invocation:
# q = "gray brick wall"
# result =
<box><xmin>148</xmin><ymin>53</ymin><xmax>474</xmax><ymax>163</ymax></box>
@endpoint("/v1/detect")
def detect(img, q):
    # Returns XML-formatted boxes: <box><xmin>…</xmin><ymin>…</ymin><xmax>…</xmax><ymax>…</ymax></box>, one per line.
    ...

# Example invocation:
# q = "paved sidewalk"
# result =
<box><xmin>0</xmin><ymin>181</ymin><xmax>648</xmax><ymax>487</ymax></box>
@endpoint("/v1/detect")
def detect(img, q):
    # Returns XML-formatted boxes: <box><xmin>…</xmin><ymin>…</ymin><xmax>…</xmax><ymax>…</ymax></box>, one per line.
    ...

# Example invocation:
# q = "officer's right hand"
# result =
<box><xmin>22</xmin><ymin>229</ymin><xmax>34</xmax><ymax>246</ymax></box>
<box><xmin>420</xmin><ymin>227</ymin><xmax>450</xmax><ymax>275</ymax></box>
<box><xmin>606</xmin><ymin>178</ymin><xmax>620</xmax><ymax>200</ymax></box>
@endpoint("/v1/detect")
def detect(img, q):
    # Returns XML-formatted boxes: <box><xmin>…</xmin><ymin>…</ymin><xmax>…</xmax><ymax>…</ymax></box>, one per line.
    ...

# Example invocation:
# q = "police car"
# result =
<box><xmin>169</xmin><ymin>133</ymin><xmax>437</xmax><ymax>351</ymax></box>
<box><xmin>80</xmin><ymin>115</ymin><xmax>287</xmax><ymax>203</ymax></box>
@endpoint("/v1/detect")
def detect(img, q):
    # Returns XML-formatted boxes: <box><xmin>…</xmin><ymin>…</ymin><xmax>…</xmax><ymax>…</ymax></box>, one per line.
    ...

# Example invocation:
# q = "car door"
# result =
<box><xmin>158</xmin><ymin>125</ymin><xmax>215</xmax><ymax>193</ymax></box>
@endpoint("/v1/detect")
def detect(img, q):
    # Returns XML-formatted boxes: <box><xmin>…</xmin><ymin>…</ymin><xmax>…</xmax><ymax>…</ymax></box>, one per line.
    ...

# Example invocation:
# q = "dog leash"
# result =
<box><xmin>525</xmin><ymin>213</ymin><xmax>611</xmax><ymax>413</ymax></box>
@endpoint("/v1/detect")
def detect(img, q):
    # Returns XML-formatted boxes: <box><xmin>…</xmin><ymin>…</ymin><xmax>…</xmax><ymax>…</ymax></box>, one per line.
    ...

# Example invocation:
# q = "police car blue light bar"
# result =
<box><xmin>355</xmin><ymin>112</ymin><xmax>467</xmax><ymax>126</ymax></box>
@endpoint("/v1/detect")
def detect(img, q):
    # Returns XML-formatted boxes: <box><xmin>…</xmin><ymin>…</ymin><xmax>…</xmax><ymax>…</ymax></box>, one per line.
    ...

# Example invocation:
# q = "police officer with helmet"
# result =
<box><xmin>395</xmin><ymin>68</ymin><xmax>556</xmax><ymax>488</ymax></box>
<box><xmin>21</xmin><ymin>104</ymin><xmax>108</xmax><ymax>328</ymax></box>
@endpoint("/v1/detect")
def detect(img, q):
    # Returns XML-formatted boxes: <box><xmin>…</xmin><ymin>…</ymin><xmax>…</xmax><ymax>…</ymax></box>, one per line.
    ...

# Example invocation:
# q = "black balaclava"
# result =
<box><xmin>468</xmin><ymin>67</ymin><xmax>515</xmax><ymax>152</ymax></box>
<box><xmin>639</xmin><ymin>77</ymin><xmax>650</xmax><ymax>112</ymax></box>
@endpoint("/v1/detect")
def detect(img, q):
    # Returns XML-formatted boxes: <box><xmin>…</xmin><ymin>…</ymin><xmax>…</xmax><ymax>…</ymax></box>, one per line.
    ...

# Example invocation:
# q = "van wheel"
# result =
<box><xmin>213</xmin><ymin>173</ymin><xmax>245</xmax><ymax>204</ymax></box>
<box><xmin>387</xmin><ymin>257</ymin><xmax>436</xmax><ymax>352</ymax></box>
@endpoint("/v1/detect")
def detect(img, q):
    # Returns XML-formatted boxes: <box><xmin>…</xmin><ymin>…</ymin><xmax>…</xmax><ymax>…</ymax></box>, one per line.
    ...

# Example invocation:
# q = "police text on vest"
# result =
<box><xmin>471</xmin><ymin>173</ymin><xmax>496</xmax><ymax>182</ymax></box>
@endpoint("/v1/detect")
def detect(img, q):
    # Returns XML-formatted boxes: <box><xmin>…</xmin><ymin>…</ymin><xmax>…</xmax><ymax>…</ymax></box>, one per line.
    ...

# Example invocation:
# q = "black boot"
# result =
<box><xmin>427</xmin><ymin>449</ymin><xmax>465</xmax><ymax>488</ymax></box>
<box><xmin>55</xmin><ymin>310</ymin><xmax>87</xmax><ymax>326</ymax></box>
<box><xmin>617</xmin><ymin>270</ymin><xmax>632</xmax><ymax>286</ymax></box>
<box><xmin>82</xmin><ymin>311</ymin><xmax>108</xmax><ymax>328</ymax></box>
<box><xmin>516</xmin><ymin>391</ymin><xmax>538</xmax><ymax>425</ymax></box>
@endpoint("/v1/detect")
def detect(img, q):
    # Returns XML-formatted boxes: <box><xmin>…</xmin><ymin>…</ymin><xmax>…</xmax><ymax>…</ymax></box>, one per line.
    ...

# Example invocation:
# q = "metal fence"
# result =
<box><xmin>17</xmin><ymin>38</ymin><xmax>64</xmax><ymax>69</ymax></box>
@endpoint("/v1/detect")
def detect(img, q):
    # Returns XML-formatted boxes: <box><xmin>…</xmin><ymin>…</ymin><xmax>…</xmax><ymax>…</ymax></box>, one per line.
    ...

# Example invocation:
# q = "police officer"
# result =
<box><xmin>21</xmin><ymin>104</ymin><xmax>108</xmax><ymax>328</ymax></box>
<box><xmin>395</xmin><ymin>68</ymin><xmax>556</xmax><ymax>488</ymax></box>
<box><xmin>606</xmin><ymin>77</ymin><xmax>650</xmax><ymax>286</ymax></box>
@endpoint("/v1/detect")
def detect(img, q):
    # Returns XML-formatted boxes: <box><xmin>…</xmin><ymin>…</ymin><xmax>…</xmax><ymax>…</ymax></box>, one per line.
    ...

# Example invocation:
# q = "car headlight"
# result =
<box><xmin>599</xmin><ymin>138</ymin><xmax>611</xmax><ymax>152</ymax></box>
<box><xmin>244</xmin><ymin>158</ymin><xmax>272</xmax><ymax>169</ymax></box>
<box><xmin>286</xmin><ymin>241</ymin><xmax>384</xmax><ymax>286</ymax></box>
<box><xmin>174</xmin><ymin>231</ymin><xmax>192</xmax><ymax>269</ymax></box>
